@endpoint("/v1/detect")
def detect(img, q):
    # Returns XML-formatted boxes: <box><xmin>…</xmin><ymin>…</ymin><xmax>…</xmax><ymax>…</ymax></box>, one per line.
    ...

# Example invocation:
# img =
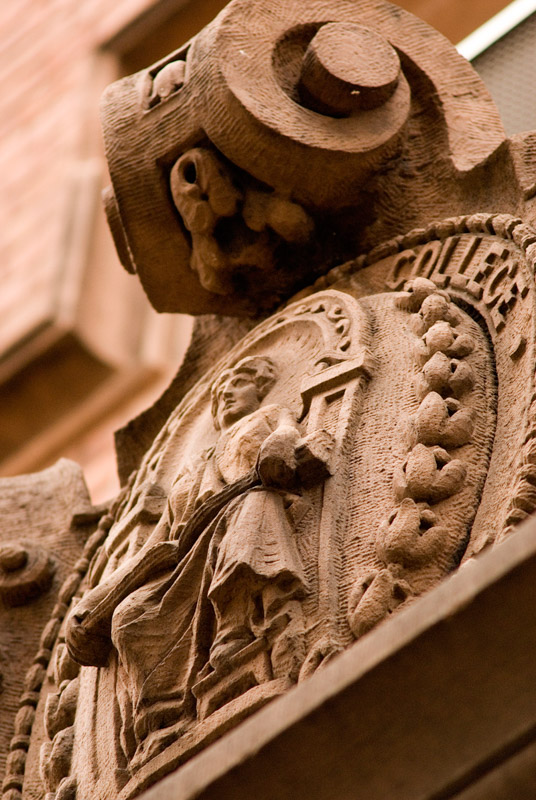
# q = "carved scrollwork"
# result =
<box><xmin>8</xmin><ymin>0</ymin><xmax>536</xmax><ymax>787</ymax></box>
<box><xmin>296</xmin><ymin>23</ymin><xmax>401</xmax><ymax>116</ymax></box>
<box><xmin>100</xmin><ymin>0</ymin><xmax>506</xmax><ymax>317</ymax></box>
<box><xmin>0</xmin><ymin>543</ymin><xmax>55</xmax><ymax>607</ymax></box>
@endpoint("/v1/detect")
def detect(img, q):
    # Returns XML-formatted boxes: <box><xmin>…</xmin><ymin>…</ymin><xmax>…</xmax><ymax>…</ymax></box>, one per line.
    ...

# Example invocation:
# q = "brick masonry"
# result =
<box><xmin>0</xmin><ymin>0</ymin><xmax>154</xmax><ymax>354</ymax></box>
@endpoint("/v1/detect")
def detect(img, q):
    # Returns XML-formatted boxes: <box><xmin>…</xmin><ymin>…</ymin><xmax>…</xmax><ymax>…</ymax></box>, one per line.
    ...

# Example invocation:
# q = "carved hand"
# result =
<box><xmin>257</xmin><ymin>425</ymin><xmax>301</xmax><ymax>489</ymax></box>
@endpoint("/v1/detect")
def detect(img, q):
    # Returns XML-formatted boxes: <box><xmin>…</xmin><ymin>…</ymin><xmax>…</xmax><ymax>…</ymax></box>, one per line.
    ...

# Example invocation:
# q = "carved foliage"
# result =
<box><xmin>348</xmin><ymin>279</ymin><xmax>479</xmax><ymax>638</ymax></box>
<box><xmin>304</xmin><ymin>213</ymin><xmax>536</xmax><ymax>552</ymax></box>
<box><xmin>22</xmin><ymin>215</ymin><xmax>536</xmax><ymax>800</ymax></box>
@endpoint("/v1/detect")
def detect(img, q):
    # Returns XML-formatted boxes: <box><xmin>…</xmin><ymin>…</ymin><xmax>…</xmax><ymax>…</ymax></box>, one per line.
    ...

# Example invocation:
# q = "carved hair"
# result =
<box><xmin>211</xmin><ymin>355</ymin><xmax>277</xmax><ymax>423</ymax></box>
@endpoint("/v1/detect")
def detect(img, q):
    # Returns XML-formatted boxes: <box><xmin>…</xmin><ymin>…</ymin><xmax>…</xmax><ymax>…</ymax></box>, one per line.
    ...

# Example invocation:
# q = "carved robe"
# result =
<box><xmin>111</xmin><ymin>403</ymin><xmax>307</xmax><ymax>755</ymax></box>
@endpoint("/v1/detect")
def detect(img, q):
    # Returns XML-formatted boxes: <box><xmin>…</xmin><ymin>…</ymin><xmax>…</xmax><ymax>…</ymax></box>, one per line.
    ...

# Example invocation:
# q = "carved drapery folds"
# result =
<box><xmin>50</xmin><ymin>291</ymin><xmax>373</xmax><ymax>798</ymax></box>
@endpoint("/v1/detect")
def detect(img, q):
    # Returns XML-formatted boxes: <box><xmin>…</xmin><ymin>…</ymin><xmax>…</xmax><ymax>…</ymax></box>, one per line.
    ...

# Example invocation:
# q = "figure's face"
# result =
<box><xmin>216</xmin><ymin>372</ymin><xmax>260</xmax><ymax>429</ymax></box>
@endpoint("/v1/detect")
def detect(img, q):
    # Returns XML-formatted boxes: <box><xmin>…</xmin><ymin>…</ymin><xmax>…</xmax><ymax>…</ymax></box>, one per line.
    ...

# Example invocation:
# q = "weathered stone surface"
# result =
<box><xmin>29</xmin><ymin>209</ymin><xmax>536</xmax><ymax>799</ymax></box>
<box><xmin>114</xmin><ymin>315</ymin><xmax>255</xmax><ymax>485</ymax></box>
<box><xmin>101</xmin><ymin>0</ymin><xmax>509</xmax><ymax>315</ymax></box>
<box><xmin>0</xmin><ymin>461</ymin><xmax>92</xmax><ymax>795</ymax></box>
<box><xmin>4</xmin><ymin>1</ymin><xmax>536</xmax><ymax>799</ymax></box>
<box><xmin>131</xmin><ymin>514</ymin><xmax>536</xmax><ymax>800</ymax></box>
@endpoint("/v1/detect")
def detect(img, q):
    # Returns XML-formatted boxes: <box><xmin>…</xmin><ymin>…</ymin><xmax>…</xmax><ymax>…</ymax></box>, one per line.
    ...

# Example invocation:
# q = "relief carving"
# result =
<box><xmin>6</xmin><ymin>0</ymin><xmax>536</xmax><ymax>797</ymax></box>
<box><xmin>101</xmin><ymin>0</ymin><xmax>504</xmax><ymax>316</ymax></box>
<box><xmin>347</xmin><ymin>279</ymin><xmax>483</xmax><ymax>639</ymax></box>
<box><xmin>0</xmin><ymin>544</ymin><xmax>55</xmax><ymax>607</ymax></box>
<box><xmin>35</xmin><ymin>229</ymin><xmax>523</xmax><ymax>798</ymax></box>
<box><xmin>169</xmin><ymin>147</ymin><xmax>315</xmax><ymax>296</ymax></box>
<box><xmin>42</xmin><ymin>291</ymin><xmax>371</xmax><ymax>797</ymax></box>
<box><xmin>22</xmin><ymin>159</ymin><xmax>536</xmax><ymax>800</ymax></box>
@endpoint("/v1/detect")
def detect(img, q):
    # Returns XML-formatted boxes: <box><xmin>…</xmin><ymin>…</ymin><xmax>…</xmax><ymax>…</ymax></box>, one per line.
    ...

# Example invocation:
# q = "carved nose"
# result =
<box><xmin>298</xmin><ymin>23</ymin><xmax>400</xmax><ymax>117</ymax></box>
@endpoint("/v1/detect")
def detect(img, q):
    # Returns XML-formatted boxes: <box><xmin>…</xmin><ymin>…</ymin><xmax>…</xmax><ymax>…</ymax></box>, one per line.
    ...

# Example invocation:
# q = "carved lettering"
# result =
<box><xmin>387</xmin><ymin>234</ymin><xmax>531</xmax><ymax>332</ymax></box>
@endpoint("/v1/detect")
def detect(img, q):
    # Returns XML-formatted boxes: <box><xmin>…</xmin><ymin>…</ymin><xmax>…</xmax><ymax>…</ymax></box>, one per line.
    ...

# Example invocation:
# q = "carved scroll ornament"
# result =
<box><xmin>100</xmin><ymin>0</ymin><xmax>505</xmax><ymax>316</ymax></box>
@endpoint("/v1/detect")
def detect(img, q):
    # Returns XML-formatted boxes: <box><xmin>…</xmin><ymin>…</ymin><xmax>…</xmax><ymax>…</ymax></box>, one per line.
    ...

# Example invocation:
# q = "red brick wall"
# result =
<box><xmin>0</xmin><ymin>0</ymin><xmax>155</xmax><ymax>354</ymax></box>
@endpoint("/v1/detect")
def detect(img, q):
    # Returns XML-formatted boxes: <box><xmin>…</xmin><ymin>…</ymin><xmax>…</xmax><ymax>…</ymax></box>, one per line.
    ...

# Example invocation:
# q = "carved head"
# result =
<box><xmin>100</xmin><ymin>0</ymin><xmax>414</xmax><ymax>315</ymax></box>
<box><xmin>211</xmin><ymin>355</ymin><xmax>277</xmax><ymax>429</ymax></box>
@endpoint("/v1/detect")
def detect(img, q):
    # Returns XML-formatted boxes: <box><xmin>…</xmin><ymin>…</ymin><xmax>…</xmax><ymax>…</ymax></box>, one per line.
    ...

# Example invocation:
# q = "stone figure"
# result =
<box><xmin>66</xmin><ymin>355</ymin><xmax>316</xmax><ymax>763</ymax></box>
<box><xmin>193</xmin><ymin>355</ymin><xmax>309</xmax><ymax>668</ymax></box>
<box><xmin>41</xmin><ymin>287</ymin><xmax>372</xmax><ymax>798</ymax></box>
<box><xmin>5</xmin><ymin>1</ymin><xmax>536</xmax><ymax>799</ymax></box>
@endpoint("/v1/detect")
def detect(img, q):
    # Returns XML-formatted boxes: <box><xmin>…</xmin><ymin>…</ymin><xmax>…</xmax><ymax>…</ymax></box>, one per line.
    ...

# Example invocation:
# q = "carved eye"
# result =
<box><xmin>231</xmin><ymin>377</ymin><xmax>249</xmax><ymax>388</ymax></box>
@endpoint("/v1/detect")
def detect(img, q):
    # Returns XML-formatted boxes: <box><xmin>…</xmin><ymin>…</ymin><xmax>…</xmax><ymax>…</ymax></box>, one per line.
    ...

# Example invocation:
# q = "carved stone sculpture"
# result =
<box><xmin>57</xmin><ymin>291</ymin><xmax>372</xmax><ymax>796</ymax></box>
<box><xmin>4</xmin><ymin>1</ymin><xmax>536</xmax><ymax>799</ymax></box>
<box><xmin>100</xmin><ymin>0</ymin><xmax>506</xmax><ymax>315</ymax></box>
